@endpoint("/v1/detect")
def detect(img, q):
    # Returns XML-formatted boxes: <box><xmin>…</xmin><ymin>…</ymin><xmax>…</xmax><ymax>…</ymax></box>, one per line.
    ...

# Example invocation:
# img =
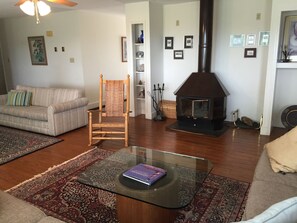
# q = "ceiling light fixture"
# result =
<box><xmin>20</xmin><ymin>0</ymin><xmax>51</xmax><ymax>24</ymax></box>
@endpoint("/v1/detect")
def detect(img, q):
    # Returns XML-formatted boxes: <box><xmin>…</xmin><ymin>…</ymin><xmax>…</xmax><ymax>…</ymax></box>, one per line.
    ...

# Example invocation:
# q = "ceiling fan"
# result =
<box><xmin>15</xmin><ymin>0</ymin><xmax>77</xmax><ymax>7</ymax></box>
<box><xmin>15</xmin><ymin>0</ymin><xmax>78</xmax><ymax>24</ymax></box>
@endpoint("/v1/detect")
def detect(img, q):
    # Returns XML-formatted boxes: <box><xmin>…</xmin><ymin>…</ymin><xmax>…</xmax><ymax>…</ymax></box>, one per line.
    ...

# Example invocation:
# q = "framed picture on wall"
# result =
<box><xmin>165</xmin><ymin>37</ymin><xmax>174</xmax><ymax>49</ymax></box>
<box><xmin>259</xmin><ymin>31</ymin><xmax>270</xmax><ymax>46</ymax></box>
<box><xmin>244</xmin><ymin>48</ymin><xmax>257</xmax><ymax>58</ymax></box>
<box><xmin>230</xmin><ymin>34</ymin><xmax>245</xmax><ymax>47</ymax></box>
<box><xmin>246</xmin><ymin>34</ymin><xmax>256</xmax><ymax>46</ymax></box>
<box><xmin>184</xmin><ymin>35</ymin><xmax>193</xmax><ymax>48</ymax></box>
<box><xmin>28</xmin><ymin>36</ymin><xmax>48</xmax><ymax>65</ymax></box>
<box><xmin>121</xmin><ymin>37</ymin><xmax>127</xmax><ymax>62</ymax></box>
<box><xmin>174</xmin><ymin>50</ymin><xmax>184</xmax><ymax>59</ymax></box>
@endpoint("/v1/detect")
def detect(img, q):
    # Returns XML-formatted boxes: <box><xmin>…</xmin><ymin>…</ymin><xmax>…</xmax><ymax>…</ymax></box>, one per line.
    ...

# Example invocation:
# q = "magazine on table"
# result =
<box><xmin>123</xmin><ymin>163</ymin><xmax>167</xmax><ymax>185</ymax></box>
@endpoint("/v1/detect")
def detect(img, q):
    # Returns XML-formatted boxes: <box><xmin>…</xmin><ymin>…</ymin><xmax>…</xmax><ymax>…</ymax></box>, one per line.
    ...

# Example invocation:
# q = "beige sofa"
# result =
<box><xmin>0</xmin><ymin>85</ymin><xmax>88</xmax><ymax>136</ymax></box>
<box><xmin>241</xmin><ymin>127</ymin><xmax>297</xmax><ymax>222</ymax></box>
<box><xmin>0</xmin><ymin>190</ymin><xmax>64</xmax><ymax>223</ymax></box>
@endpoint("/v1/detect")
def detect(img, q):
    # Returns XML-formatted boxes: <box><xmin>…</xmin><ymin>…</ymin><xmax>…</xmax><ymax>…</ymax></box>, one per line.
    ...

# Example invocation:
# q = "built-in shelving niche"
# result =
<box><xmin>277</xmin><ymin>10</ymin><xmax>297</xmax><ymax>66</ymax></box>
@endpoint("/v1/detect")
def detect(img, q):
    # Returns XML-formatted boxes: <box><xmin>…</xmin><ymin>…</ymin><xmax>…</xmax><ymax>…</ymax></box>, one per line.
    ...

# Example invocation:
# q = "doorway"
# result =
<box><xmin>0</xmin><ymin>48</ymin><xmax>7</xmax><ymax>94</ymax></box>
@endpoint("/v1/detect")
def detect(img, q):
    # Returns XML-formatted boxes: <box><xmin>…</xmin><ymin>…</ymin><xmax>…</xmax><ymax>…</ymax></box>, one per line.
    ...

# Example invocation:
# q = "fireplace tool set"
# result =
<box><xmin>147</xmin><ymin>83</ymin><xmax>166</xmax><ymax>121</ymax></box>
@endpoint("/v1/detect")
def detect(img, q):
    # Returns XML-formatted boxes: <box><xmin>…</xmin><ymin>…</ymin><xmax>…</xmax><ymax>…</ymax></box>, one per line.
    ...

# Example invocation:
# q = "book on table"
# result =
<box><xmin>123</xmin><ymin>163</ymin><xmax>167</xmax><ymax>185</ymax></box>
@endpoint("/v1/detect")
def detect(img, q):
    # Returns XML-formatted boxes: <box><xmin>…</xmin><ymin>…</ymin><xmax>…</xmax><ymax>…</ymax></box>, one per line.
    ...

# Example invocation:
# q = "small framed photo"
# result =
<box><xmin>121</xmin><ymin>36</ymin><xmax>127</xmax><ymax>62</ymax></box>
<box><xmin>28</xmin><ymin>36</ymin><xmax>48</xmax><ymax>65</ymax></box>
<box><xmin>230</xmin><ymin>34</ymin><xmax>245</xmax><ymax>47</ymax></box>
<box><xmin>244</xmin><ymin>48</ymin><xmax>257</xmax><ymax>58</ymax></box>
<box><xmin>259</xmin><ymin>31</ymin><xmax>270</xmax><ymax>46</ymax></box>
<box><xmin>246</xmin><ymin>34</ymin><xmax>256</xmax><ymax>46</ymax></box>
<box><xmin>165</xmin><ymin>37</ymin><xmax>174</xmax><ymax>49</ymax></box>
<box><xmin>184</xmin><ymin>35</ymin><xmax>193</xmax><ymax>48</ymax></box>
<box><xmin>174</xmin><ymin>50</ymin><xmax>184</xmax><ymax>59</ymax></box>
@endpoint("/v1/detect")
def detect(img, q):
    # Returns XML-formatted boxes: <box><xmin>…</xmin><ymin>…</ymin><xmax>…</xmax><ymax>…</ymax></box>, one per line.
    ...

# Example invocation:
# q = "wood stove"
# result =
<box><xmin>174</xmin><ymin>0</ymin><xmax>229</xmax><ymax>133</ymax></box>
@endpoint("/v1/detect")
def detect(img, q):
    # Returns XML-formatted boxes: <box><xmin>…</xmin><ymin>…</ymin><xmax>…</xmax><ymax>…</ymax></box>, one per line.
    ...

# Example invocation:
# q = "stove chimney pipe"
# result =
<box><xmin>198</xmin><ymin>0</ymin><xmax>213</xmax><ymax>73</ymax></box>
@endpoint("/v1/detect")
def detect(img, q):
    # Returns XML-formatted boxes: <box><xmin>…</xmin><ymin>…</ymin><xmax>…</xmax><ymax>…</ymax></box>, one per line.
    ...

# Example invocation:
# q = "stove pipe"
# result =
<box><xmin>198</xmin><ymin>0</ymin><xmax>213</xmax><ymax>73</ymax></box>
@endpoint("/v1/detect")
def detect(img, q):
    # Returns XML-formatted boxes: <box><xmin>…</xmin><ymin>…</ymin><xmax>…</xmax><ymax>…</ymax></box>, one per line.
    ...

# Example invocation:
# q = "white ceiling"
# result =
<box><xmin>0</xmin><ymin>0</ymin><xmax>197</xmax><ymax>19</ymax></box>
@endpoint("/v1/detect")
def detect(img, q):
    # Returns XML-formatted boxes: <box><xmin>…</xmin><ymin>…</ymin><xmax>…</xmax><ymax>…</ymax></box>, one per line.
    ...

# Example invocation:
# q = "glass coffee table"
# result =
<box><xmin>78</xmin><ymin>146</ymin><xmax>213</xmax><ymax>223</ymax></box>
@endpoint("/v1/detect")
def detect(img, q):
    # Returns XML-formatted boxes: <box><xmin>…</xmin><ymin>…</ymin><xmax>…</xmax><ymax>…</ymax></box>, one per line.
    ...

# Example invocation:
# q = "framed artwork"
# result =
<box><xmin>184</xmin><ymin>35</ymin><xmax>193</xmax><ymax>48</ymax></box>
<box><xmin>282</xmin><ymin>15</ymin><xmax>297</xmax><ymax>61</ymax></box>
<box><xmin>174</xmin><ymin>50</ymin><xmax>184</xmax><ymax>59</ymax></box>
<box><xmin>28</xmin><ymin>36</ymin><xmax>47</xmax><ymax>65</ymax></box>
<box><xmin>230</xmin><ymin>34</ymin><xmax>245</xmax><ymax>47</ymax></box>
<box><xmin>121</xmin><ymin>37</ymin><xmax>127</xmax><ymax>62</ymax></box>
<box><xmin>165</xmin><ymin>37</ymin><xmax>174</xmax><ymax>49</ymax></box>
<box><xmin>246</xmin><ymin>34</ymin><xmax>256</xmax><ymax>46</ymax></box>
<box><xmin>259</xmin><ymin>31</ymin><xmax>270</xmax><ymax>46</ymax></box>
<box><xmin>244</xmin><ymin>48</ymin><xmax>257</xmax><ymax>58</ymax></box>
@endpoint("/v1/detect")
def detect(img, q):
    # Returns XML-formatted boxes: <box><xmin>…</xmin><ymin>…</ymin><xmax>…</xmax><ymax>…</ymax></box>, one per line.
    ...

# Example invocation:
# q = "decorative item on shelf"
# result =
<box><xmin>138</xmin><ymin>80</ymin><xmax>145</xmax><ymax>85</ymax></box>
<box><xmin>281</xmin><ymin>45</ymin><xmax>292</xmax><ymax>62</ymax></box>
<box><xmin>136</xmin><ymin>51</ymin><xmax>144</xmax><ymax>58</ymax></box>
<box><xmin>137</xmin><ymin>64</ymin><xmax>144</xmax><ymax>72</ymax></box>
<box><xmin>138</xmin><ymin>30</ymin><xmax>144</xmax><ymax>43</ymax></box>
<box><xmin>138</xmin><ymin>88</ymin><xmax>145</xmax><ymax>98</ymax></box>
<box><xmin>147</xmin><ymin>83</ymin><xmax>166</xmax><ymax>121</ymax></box>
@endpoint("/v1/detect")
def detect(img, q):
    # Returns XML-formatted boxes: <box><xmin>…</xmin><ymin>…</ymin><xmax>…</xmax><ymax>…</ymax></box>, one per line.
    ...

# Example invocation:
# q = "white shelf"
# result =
<box><xmin>136</xmin><ymin>84</ymin><xmax>145</xmax><ymax>87</ymax></box>
<box><xmin>276</xmin><ymin>62</ymin><xmax>297</xmax><ymax>69</ymax></box>
<box><xmin>137</xmin><ymin>97</ymin><xmax>145</xmax><ymax>100</ymax></box>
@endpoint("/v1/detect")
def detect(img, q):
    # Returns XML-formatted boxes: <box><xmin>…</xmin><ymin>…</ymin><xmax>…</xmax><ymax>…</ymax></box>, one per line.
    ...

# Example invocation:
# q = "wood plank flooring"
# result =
<box><xmin>0</xmin><ymin>116</ymin><xmax>286</xmax><ymax>191</ymax></box>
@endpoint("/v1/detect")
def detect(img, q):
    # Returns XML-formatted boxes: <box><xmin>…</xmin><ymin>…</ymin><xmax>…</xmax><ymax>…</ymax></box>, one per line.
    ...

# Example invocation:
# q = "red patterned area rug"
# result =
<box><xmin>0</xmin><ymin>126</ymin><xmax>62</xmax><ymax>165</ymax></box>
<box><xmin>6</xmin><ymin>147</ymin><xmax>249</xmax><ymax>223</ymax></box>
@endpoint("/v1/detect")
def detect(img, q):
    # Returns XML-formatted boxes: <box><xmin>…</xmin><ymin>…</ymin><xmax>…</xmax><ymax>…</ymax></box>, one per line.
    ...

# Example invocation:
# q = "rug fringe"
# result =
<box><xmin>5</xmin><ymin>147</ymin><xmax>98</xmax><ymax>192</ymax></box>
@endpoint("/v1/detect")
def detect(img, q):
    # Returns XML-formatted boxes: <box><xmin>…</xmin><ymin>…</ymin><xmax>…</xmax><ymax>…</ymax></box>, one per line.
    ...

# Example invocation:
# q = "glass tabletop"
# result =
<box><xmin>77</xmin><ymin>146</ymin><xmax>213</xmax><ymax>209</ymax></box>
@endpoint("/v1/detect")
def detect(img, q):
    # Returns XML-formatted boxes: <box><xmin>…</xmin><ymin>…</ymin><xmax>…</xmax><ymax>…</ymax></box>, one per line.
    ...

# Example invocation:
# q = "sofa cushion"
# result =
<box><xmin>239</xmin><ymin>197</ymin><xmax>297</xmax><ymax>223</ymax></box>
<box><xmin>253</xmin><ymin>150</ymin><xmax>297</xmax><ymax>188</ymax></box>
<box><xmin>52</xmin><ymin>88</ymin><xmax>82</xmax><ymax>104</ymax></box>
<box><xmin>265</xmin><ymin>126</ymin><xmax>297</xmax><ymax>173</ymax></box>
<box><xmin>0</xmin><ymin>190</ymin><xmax>46</xmax><ymax>223</ymax></box>
<box><xmin>0</xmin><ymin>105</ymin><xmax>48</xmax><ymax>121</ymax></box>
<box><xmin>6</xmin><ymin>91</ymin><xmax>32</xmax><ymax>106</ymax></box>
<box><xmin>244</xmin><ymin>180</ymin><xmax>297</xmax><ymax>219</ymax></box>
<box><xmin>16</xmin><ymin>85</ymin><xmax>82</xmax><ymax>107</ymax></box>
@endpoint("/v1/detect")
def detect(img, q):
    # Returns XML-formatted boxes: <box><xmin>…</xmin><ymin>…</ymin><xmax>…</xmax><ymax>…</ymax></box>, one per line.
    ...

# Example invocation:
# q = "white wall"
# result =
<box><xmin>4</xmin><ymin>12</ymin><xmax>84</xmax><ymax>89</ymax></box>
<box><xmin>3</xmin><ymin>10</ymin><xmax>127</xmax><ymax>107</ymax></box>
<box><xmin>78</xmin><ymin>11</ymin><xmax>127</xmax><ymax>107</ymax></box>
<box><xmin>163</xmin><ymin>2</ymin><xmax>199</xmax><ymax>100</ymax></box>
<box><xmin>163</xmin><ymin>0</ymin><xmax>272</xmax><ymax>122</ymax></box>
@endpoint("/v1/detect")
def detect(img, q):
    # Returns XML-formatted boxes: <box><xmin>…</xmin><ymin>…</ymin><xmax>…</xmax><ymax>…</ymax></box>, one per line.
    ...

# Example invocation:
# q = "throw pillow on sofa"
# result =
<box><xmin>6</xmin><ymin>90</ymin><xmax>32</xmax><ymax>106</ymax></box>
<box><xmin>236</xmin><ymin>197</ymin><xmax>297</xmax><ymax>223</ymax></box>
<box><xmin>265</xmin><ymin>126</ymin><xmax>297</xmax><ymax>173</ymax></box>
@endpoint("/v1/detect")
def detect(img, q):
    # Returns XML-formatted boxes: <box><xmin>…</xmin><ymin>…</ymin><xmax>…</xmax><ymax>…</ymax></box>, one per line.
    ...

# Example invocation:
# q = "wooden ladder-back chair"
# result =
<box><xmin>88</xmin><ymin>74</ymin><xmax>130</xmax><ymax>147</ymax></box>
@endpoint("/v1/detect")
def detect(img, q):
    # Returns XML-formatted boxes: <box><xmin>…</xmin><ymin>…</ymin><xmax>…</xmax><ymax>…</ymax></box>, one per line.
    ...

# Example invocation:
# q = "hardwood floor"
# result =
<box><xmin>0</xmin><ymin>116</ymin><xmax>286</xmax><ymax>191</ymax></box>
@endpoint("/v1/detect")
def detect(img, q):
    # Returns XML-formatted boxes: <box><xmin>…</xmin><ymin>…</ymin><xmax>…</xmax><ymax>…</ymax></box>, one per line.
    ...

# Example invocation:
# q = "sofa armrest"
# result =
<box><xmin>48</xmin><ymin>97</ymin><xmax>89</xmax><ymax>114</ymax></box>
<box><xmin>0</xmin><ymin>94</ymin><xmax>7</xmax><ymax>105</ymax></box>
<box><xmin>47</xmin><ymin>97</ymin><xmax>89</xmax><ymax>136</ymax></box>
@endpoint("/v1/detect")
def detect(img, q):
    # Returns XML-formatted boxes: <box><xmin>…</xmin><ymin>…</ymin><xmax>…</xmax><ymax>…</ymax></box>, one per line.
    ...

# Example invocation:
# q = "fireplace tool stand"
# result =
<box><xmin>148</xmin><ymin>83</ymin><xmax>166</xmax><ymax>121</ymax></box>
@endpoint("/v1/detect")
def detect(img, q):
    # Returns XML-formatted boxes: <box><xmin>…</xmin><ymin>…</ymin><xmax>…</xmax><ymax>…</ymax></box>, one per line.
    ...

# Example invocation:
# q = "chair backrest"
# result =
<box><xmin>100</xmin><ymin>74</ymin><xmax>130</xmax><ymax>117</ymax></box>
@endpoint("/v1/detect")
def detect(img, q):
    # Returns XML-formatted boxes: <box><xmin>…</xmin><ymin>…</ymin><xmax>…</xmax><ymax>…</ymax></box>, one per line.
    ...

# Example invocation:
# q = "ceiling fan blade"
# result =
<box><xmin>47</xmin><ymin>0</ymin><xmax>77</xmax><ymax>7</ymax></box>
<box><xmin>15</xmin><ymin>0</ymin><xmax>28</xmax><ymax>6</ymax></box>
